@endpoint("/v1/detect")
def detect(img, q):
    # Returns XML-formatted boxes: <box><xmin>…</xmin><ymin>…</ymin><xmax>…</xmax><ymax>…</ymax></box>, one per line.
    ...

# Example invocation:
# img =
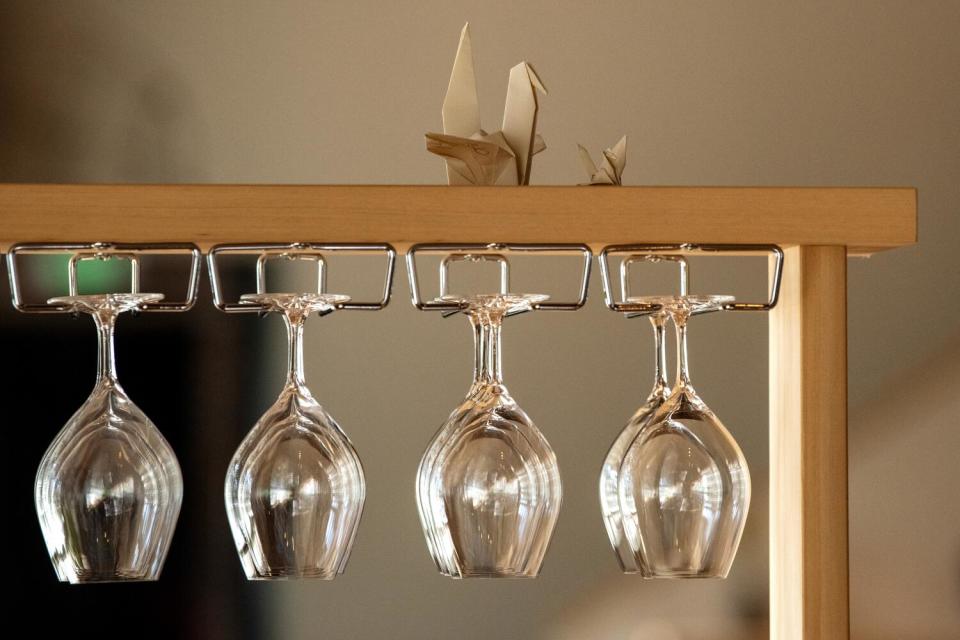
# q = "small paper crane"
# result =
<box><xmin>577</xmin><ymin>135</ymin><xmax>628</xmax><ymax>185</ymax></box>
<box><xmin>425</xmin><ymin>23</ymin><xmax>547</xmax><ymax>185</ymax></box>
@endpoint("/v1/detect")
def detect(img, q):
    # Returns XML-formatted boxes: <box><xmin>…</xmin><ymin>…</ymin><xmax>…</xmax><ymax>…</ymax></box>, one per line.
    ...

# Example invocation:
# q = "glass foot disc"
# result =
<box><xmin>48</xmin><ymin>293</ymin><xmax>165</xmax><ymax>313</ymax></box>
<box><xmin>436</xmin><ymin>293</ymin><xmax>549</xmax><ymax>315</ymax></box>
<box><xmin>625</xmin><ymin>294</ymin><xmax>735</xmax><ymax>314</ymax></box>
<box><xmin>240</xmin><ymin>292</ymin><xmax>351</xmax><ymax>314</ymax></box>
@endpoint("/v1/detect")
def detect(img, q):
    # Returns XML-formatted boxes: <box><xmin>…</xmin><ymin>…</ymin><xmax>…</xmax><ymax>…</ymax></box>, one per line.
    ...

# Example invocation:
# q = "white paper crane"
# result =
<box><xmin>577</xmin><ymin>135</ymin><xmax>628</xmax><ymax>185</ymax></box>
<box><xmin>425</xmin><ymin>23</ymin><xmax>547</xmax><ymax>185</ymax></box>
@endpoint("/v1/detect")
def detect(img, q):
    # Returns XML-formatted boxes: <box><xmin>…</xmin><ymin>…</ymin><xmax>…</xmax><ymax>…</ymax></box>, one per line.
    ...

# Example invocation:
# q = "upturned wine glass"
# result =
<box><xmin>35</xmin><ymin>293</ymin><xmax>183</xmax><ymax>583</ymax></box>
<box><xmin>617</xmin><ymin>295</ymin><xmax>751</xmax><ymax>578</ymax></box>
<box><xmin>416</xmin><ymin>293</ymin><xmax>562</xmax><ymax>578</ymax></box>
<box><xmin>224</xmin><ymin>292</ymin><xmax>365</xmax><ymax>580</ymax></box>
<box><xmin>599</xmin><ymin>308</ymin><xmax>670</xmax><ymax>572</ymax></box>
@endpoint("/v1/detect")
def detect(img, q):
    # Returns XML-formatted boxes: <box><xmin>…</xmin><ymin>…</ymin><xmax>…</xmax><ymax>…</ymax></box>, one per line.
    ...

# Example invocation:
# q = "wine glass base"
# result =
<box><xmin>436</xmin><ymin>293</ymin><xmax>549</xmax><ymax>315</ymax></box>
<box><xmin>48</xmin><ymin>293</ymin><xmax>164</xmax><ymax>313</ymax></box>
<box><xmin>625</xmin><ymin>294</ymin><xmax>735</xmax><ymax>314</ymax></box>
<box><xmin>240</xmin><ymin>292</ymin><xmax>351</xmax><ymax>314</ymax></box>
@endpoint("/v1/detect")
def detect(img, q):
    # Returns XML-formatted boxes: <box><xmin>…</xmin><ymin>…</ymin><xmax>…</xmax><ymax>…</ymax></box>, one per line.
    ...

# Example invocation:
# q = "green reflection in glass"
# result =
<box><xmin>35</xmin><ymin>255</ymin><xmax>132</xmax><ymax>295</ymax></box>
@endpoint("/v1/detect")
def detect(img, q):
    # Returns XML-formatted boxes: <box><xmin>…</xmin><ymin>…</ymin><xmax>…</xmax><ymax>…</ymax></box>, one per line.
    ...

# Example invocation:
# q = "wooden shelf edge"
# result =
<box><xmin>0</xmin><ymin>184</ymin><xmax>917</xmax><ymax>255</ymax></box>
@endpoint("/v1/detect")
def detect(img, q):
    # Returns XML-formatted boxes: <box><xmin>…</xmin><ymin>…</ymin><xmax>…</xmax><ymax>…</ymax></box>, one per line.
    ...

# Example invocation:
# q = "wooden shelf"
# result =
<box><xmin>0</xmin><ymin>184</ymin><xmax>915</xmax><ymax>254</ymax></box>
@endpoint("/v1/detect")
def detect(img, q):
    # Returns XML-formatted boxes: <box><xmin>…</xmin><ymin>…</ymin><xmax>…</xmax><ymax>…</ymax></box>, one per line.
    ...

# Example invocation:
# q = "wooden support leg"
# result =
<box><xmin>769</xmin><ymin>246</ymin><xmax>849</xmax><ymax>639</ymax></box>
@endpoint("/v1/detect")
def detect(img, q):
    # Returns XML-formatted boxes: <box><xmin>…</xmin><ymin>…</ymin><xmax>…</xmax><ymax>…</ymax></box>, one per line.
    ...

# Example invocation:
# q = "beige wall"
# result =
<box><xmin>2</xmin><ymin>1</ymin><xmax>958</xmax><ymax>638</ymax></box>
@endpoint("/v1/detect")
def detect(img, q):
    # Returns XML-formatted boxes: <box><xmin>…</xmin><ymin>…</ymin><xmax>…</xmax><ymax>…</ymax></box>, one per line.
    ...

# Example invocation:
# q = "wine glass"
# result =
<box><xmin>598</xmin><ymin>254</ymin><xmax>690</xmax><ymax>573</ymax></box>
<box><xmin>17</xmin><ymin>243</ymin><xmax>201</xmax><ymax>584</ymax></box>
<box><xmin>617</xmin><ymin>295</ymin><xmax>751</xmax><ymax>578</ymax></box>
<box><xmin>35</xmin><ymin>291</ymin><xmax>183</xmax><ymax>583</ymax></box>
<box><xmin>224</xmin><ymin>292</ymin><xmax>365</xmax><ymax>580</ymax></box>
<box><xmin>409</xmin><ymin>244</ymin><xmax>591</xmax><ymax>579</ymax></box>
<box><xmin>211</xmin><ymin>243</ymin><xmax>395</xmax><ymax>580</ymax></box>
<box><xmin>599</xmin><ymin>308</ymin><xmax>670</xmax><ymax>572</ymax></box>
<box><xmin>416</xmin><ymin>292</ymin><xmax>561</xmax><ymax>578</ymax></box>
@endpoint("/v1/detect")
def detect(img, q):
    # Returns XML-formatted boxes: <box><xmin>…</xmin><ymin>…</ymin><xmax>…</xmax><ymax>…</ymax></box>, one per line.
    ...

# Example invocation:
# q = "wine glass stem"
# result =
<box><xmin>470</xmin><ymin>311</ymin><xmax>503</xmax><ymax>387</ymax></box>
<box><xmin>649</xmin><ymin>313</ymin><xmax>669</xmax><ymax>397</ymax></box>
<box><xmin>674</xmin><ymin>311</ymin><xmax>693</xmax><ymax>389</ymax></box>
<box><xmin>92</xmin><ymin>308</ymin><xmax>119</xmax><ymax>384</ymax></box>
<box><xmin>283</xmin><ymin>310</ymin><xmax>308</xmax><ymax>387</ymax></box>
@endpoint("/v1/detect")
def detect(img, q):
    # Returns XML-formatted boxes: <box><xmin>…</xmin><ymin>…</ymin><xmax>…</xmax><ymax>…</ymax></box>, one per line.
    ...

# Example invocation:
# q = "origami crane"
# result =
<box><xmin>425</xmin><ymin>23</ymin><xmax>547</xmax><ymax>185</ymax></box>
<box><xmin>577</xmin><ymin>135</ymin><xmax>628</xmax><ymax>185</ymax></box>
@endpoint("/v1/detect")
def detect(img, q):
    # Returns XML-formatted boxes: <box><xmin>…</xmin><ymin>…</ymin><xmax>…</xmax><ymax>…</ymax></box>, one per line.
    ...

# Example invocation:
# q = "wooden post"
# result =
<box><xmin>769</xmin><ymin>246</ymin><xmax>849</xmax><ymax>639</ymax></box>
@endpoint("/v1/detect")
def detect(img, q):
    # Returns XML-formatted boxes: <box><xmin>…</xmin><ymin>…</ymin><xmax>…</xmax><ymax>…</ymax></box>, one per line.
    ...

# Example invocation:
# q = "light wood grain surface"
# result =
<box><xmin>770</xmin><ymin>246</ymin><xmax>849</xmax><ymax>639</ymax></box>
<box><xmin>0</xmin><ymin>184</ymin><xmax>915</xmax><ymax>254</ymax></box>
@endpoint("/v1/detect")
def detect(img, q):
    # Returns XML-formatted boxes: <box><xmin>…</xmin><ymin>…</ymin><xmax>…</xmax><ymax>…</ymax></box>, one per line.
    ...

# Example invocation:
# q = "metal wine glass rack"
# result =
<box><xmin>0</xmin><ymin>183</ymin><xmax>917</xmax><ymax>640</ymax></box>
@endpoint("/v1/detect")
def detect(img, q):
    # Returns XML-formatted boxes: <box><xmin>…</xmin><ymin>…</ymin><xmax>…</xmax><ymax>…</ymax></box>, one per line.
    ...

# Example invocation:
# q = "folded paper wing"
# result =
<box><xmin>426</xmin><ymin>23</ymin><xmax>547</xmax><ymax>185</ymax></box>
<box><xmin>578</xmin><ymin>145</ymin><xmax>602</xmax><ymax>182</ymax></box>
<box><xmin>426</xmin><ymin>132</ymin><xmax>515</xmax><ymax>186</ymax></box>
<box><xmin>500</xmin><ymin>62</ymin><xmax>548</xmax><ymax>185</ymax></box>
<box><xmin>603</xmin><ymin>134</ymin><xmax>628</xmax><ymax>181</ymax></box>
<box><xmin>441</xmin><ymin>23</ymin><xmax>481</xmax><ymax>138</ymax></box>
<box><xmin>439</xmin><ymin>23</ymin><xmax>482</xmax><ymax>185</ymax></box>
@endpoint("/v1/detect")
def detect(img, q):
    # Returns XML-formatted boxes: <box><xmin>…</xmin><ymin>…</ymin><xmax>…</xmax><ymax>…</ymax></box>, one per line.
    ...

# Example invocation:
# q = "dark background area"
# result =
<box><xmin>2</xmin><ymin>271</ymin><xmax>267</xmax><ymax>639</ymax></box>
